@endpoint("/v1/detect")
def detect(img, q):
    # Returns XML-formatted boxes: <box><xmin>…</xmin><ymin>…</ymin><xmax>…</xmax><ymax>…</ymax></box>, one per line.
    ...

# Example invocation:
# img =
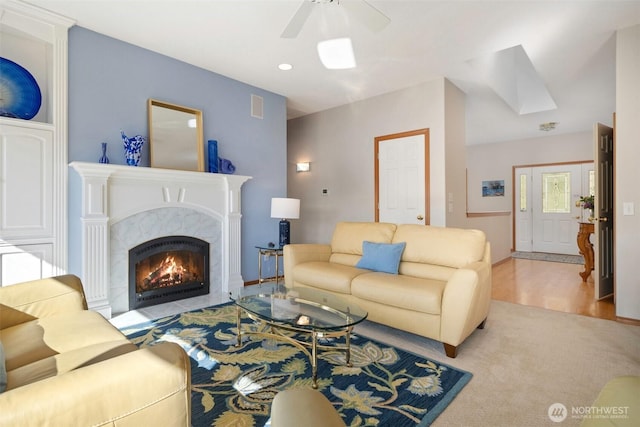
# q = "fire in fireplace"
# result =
<box><xmin>129</xmin><ymin>235</ymin><xmax>210</xmax><ymax>310</ymax></box>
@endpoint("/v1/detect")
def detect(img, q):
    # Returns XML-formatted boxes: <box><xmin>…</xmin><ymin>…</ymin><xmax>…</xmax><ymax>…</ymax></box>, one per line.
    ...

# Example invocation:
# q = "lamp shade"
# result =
<box><xmin>270</xmin><ymin>198</ymin><xmax>300</xmax><ymax>219</ymax></box>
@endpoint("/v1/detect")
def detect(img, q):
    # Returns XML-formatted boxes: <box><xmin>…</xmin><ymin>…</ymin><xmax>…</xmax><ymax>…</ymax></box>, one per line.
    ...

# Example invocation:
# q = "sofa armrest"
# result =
<box><xmin>0</xmin><ymin>275</ymin><xmax>87</xmax><ymax>330</ymax></box>
<box><xmin>283</xmin><ymin>244</ymin><xmax>332</xmax><ymax>288</ymax></box>
<box><xmin>440</xmin><ymin>252</ymin><xmax>492</xmax><ymax>347</ymax></box>
<box><xmin>0</xmin><ymin>342</ymin><xmax>191</xmax><ymax>427</ymax></box>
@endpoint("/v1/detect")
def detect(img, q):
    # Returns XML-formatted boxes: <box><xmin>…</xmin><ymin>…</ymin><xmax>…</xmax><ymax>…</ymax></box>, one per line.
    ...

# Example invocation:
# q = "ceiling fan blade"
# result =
<box><xmin>281</xmin><ymin>1</ymin><xmax>314</xmax><ymax>38</ymax></box>
<box><xmin>341</xmin><ymin>0</ymin><xmax>390</xmax><ymax>33</ymax></box>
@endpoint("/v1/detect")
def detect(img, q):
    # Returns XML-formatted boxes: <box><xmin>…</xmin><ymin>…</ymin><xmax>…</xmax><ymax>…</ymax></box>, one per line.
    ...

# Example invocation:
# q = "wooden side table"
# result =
<box><xmin>256</xmin><ymin>246</ymin><xmax>284</xmax><ymax>285</ymax></box>
<box><xmin>577</xmin><ymin>222</ymin><xmax>595</xmax><ymax>282</ymax></box>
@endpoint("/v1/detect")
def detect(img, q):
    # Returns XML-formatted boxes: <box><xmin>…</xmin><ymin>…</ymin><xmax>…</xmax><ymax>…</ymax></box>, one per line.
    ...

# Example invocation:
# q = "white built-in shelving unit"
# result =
<box><xmin>0</xmin><ymin>0</ymin><xmax>74</xmax><ymax>285</ymax></box>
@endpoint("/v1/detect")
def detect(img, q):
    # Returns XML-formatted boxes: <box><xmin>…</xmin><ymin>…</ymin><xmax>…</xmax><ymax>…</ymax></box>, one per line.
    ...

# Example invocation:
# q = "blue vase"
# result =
<box><xmin>208</xmin><ymin>140</ymin><xmax>219</xmax><ymax>173</ymax></box>
<box><xmin>121</xmin><ymin>131</ymin><xmax>145</xmax><ymax>167</ymax></box>
<box><xmin>99</xmin><ymin>142</ymin><xmax>110</xmax><ymax>164</ymax></box>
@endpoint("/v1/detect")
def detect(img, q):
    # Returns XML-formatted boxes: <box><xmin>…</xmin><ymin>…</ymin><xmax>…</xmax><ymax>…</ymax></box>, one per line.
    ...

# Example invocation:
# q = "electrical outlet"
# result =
<box><xmin>321</xmin><ymin>188</ymin><xmax>329</xmax><ymax>196</ymax></box>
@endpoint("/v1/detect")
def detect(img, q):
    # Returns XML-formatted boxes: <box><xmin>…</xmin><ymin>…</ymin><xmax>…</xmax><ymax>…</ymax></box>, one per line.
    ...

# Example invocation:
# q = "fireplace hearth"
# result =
<box><xmin>129</xmin><ymin>236</ymin><xmax>209</xmax><ymax>310</ymax></box>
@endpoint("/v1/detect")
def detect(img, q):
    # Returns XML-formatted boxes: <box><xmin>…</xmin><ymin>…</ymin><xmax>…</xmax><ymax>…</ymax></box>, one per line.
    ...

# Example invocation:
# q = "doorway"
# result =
<box><xmin>374</xmin><ymin>129</ymin><xmax>430</xmax><ymax>224</ymax></box>
<box><xmin>514</xmin><ymin>162</ymin><xmax>594</xmax><ymax>255</ymax></box>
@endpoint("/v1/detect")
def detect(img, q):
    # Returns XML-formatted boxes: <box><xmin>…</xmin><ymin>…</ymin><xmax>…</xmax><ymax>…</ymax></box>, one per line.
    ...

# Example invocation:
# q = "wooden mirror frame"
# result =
<box><xmin>148</xmin><ymin>99</ymin><xmax>204</xmax><ymax>171</ymax></box>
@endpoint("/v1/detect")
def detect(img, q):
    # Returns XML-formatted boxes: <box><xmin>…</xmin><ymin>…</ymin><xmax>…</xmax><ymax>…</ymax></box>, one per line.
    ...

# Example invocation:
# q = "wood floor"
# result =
<box><xmin>492</xmin><ymin>257</ymin><xmax>616</xmax><ymax>321</ymax></box>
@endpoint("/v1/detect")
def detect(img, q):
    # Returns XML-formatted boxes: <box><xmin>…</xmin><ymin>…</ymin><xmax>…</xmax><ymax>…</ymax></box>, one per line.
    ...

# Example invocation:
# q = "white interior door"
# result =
<box><xmin>376</xmin><ymin>130</ymin><xmax>429</xmax><ymax>224</ymax></box>
<box><xmin>531</xmin><ymin>164</ymin><xmax>583</xmax><ymax>254</ymax></box>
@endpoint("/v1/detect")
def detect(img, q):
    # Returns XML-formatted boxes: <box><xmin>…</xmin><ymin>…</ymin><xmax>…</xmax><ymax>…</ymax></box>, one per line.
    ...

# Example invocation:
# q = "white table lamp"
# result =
<box><xmin>271</xmin><ymin>198</ymin><xmax>300</xmax><ymax>247</ymax></box>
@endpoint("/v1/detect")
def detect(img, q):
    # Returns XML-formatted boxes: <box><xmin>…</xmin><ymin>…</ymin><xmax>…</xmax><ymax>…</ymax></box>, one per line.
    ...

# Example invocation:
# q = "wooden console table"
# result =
<box><xmin>577</xmin><ymin>222</ymin><xmax>595</xmax><ymax>282</ymax></box>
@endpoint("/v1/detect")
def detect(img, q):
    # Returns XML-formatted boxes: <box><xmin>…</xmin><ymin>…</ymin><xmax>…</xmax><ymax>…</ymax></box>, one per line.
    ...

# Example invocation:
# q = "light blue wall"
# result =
<box><xmin>67</xmin><ymin>26</ymin><xmax>287</xmax><ymax>282</ymax></box>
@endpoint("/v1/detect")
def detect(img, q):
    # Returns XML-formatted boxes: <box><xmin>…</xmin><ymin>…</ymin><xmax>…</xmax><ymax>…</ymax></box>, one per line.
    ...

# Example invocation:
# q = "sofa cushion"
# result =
<box><xmin>2</xmin><ymin>310</ymin><xmax>130</xmax><ymax>371</ymax></box>
<box><xmin>6</xmin><ymin>341</ymin><xmax>137</xmax><ymax>391</ymax></box>
<box><xmin>394</xmin><ymin>224</ymin><xmax>486</xmax><ymax>268</ymax></box>
<box><xmin>351</xmin><ymin>272</ymin><xmax>445</xmax><ymax>315</ymax></box>
<box><xmin>293</xmin><ymin>261</ymin><xmax>368</xmax><ymax>294</ymax></box>
<box><xmin>329</xmin><ymin>222</ymin><xmax>397</xmax><ymax>266</ymax></box>
<box><xmin>356</xmin><ymin>241</ymin><xmax>406</xmax><ymax>274</ymax></box>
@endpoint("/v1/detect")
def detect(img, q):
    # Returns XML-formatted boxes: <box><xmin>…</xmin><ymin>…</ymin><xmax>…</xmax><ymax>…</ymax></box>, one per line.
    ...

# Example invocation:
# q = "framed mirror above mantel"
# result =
<box><xmin>148</xmin><ymin>99</ymin><xmax>204</xmax><ymax>172</ymax></box>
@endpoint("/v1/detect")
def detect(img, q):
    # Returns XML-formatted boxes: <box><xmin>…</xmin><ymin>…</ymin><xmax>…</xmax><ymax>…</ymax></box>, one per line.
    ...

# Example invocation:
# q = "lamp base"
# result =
<box><xmin>279</xmin><ymin>219</ymin><xmax>290</xmax><ymax>247</ymax></box>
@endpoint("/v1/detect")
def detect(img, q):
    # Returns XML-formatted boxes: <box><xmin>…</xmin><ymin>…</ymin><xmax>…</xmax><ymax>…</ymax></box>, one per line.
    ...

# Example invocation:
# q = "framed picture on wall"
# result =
<box><xmin>482</xmin><ymin>180</ymin><xmax>505</xmax><ymax>197</ymax></box>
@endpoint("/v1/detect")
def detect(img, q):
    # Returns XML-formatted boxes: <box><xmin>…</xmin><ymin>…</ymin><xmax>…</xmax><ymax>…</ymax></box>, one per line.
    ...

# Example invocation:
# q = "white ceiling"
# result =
<box><xmin>23</xmin><ymin>0</ymin><xmax>640</xmax><ymax>145</ymax></box>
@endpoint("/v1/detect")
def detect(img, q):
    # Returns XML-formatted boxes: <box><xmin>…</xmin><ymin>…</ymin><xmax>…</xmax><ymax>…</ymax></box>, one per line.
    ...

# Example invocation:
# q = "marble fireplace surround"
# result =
<box><xmin>70</xmin><ymin>162</ymin><xmax>251</xmax><ymax>318</ymax></box>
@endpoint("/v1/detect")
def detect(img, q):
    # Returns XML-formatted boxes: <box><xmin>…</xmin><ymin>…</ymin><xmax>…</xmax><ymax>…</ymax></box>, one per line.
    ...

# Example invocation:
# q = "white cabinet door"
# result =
<box><xmin>0</xmin><ymin>123</ymin><xmax>54</xmax><ymax>239</ymax></box>
<box><xmin>0</xmin><ymin>243</ymin><xmax>54</xmax><ymax>286</ymax></box>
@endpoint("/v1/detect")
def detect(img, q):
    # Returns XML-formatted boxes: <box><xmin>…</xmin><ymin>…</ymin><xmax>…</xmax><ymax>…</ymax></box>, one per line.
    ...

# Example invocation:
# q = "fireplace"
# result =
<box><xmin>69</xmin><ymin>161</ymin><xmax>251</xmax><ymax>318</ymax></box>
<box><xmin>129</xmin><ymin>236</ymin><xmax>210</xmax><ymax>310</ymax></box>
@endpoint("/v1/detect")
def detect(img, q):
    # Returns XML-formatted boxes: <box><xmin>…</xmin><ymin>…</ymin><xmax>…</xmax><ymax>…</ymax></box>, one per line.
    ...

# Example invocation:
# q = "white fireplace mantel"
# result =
<box><xmin>69</xmin><ymin>161</ymin><xmax>251</xmax><ymax>317</ymax></box>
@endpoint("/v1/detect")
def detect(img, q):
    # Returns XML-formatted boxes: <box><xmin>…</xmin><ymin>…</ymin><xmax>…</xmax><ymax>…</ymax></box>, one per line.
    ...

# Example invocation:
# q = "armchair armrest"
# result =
<box><xmin>283</xmin><ymin>244</ymin><xmax>332</xmax><ymax>288</ymax></box>
<box><xmin>0</xmin><ymin>342</ymin><xmax>191</xmax><ymax>427</ymax></box>
<box><xmin>0</xmin><ymin>275</ymin><xmax>87</xmax><ymax>330</ymax></box>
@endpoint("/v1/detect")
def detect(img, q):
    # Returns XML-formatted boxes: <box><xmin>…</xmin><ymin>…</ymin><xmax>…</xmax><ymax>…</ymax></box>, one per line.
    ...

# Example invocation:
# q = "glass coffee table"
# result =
<box><xmin>229</xmin><ymin>284</ymin><xmax>368</xmax><ymax>388</ymax></box>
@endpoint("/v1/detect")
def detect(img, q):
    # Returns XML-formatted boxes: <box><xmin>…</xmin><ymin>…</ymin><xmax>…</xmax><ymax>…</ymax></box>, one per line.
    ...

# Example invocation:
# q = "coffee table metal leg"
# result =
<box><xmin>345</xmin><ymin>326</ymin><xmax>352</xmax><ymax>367</ymax></box>
<box><xmin>311</xmin><ymin>331</ymin><xmax>318</xmax><ymax>389</ymax></box>
<box><xmin>236</xmin><ymin>306</ymin><xmax>242</xmax><ymax>347</ymax></box>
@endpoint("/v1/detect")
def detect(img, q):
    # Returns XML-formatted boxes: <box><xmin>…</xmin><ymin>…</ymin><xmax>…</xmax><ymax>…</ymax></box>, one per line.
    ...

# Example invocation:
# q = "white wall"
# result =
<box><xmin>615</xmin><ymin>24</ymin><xmax>640</xmax><ymax>320</ymax></box>
<box><xmin>444</xmin><ymin>79</ymin><xmax>468</xmax><ymax>228</ymax></box>
<box><xmin>287</xmin><ymin>78</ymin><xmax>452</xmax><ymax>244</ymax></box>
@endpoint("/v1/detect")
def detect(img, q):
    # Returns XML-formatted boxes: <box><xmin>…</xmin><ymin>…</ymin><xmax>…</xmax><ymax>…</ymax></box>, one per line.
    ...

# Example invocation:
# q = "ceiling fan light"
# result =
<box><xmin>317</xmin><ymin>37</ymin><xmax>356</xmax><ymax>70</ymax></box>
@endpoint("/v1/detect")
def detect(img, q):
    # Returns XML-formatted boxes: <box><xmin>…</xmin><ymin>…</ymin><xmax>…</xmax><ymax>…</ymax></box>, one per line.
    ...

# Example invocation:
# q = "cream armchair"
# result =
<box><xmin>0</xmin><ymin>275</ymin><xmax>191</xmax><ymax>426</ymax></box>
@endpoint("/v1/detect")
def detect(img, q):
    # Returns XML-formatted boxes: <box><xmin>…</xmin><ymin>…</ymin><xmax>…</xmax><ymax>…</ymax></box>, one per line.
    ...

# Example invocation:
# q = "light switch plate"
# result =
<box><xmin>623</xmin><ymin>202</ymin><xmax>635</xmax><ymax>216</ymax></box>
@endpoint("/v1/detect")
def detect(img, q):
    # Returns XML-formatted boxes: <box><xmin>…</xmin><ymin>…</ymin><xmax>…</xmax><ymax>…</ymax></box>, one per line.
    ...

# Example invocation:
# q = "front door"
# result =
<box><xmin>531</xmin><ymin>164</ymin><xmax>583</xmax><ymax>254</ymax></box>
<box><xmin>375</xmin><ymin>129</ymin><xmax>429</xmax><ymax>224</ymax></box>
<box><xmin>594</xmin><ymin>123</ymin><xmax>614</xmax><ymax>300</ymax></box>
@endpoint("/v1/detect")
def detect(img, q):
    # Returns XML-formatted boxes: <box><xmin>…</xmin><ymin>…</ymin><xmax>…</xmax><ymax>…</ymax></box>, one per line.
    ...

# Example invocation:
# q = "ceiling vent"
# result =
<box><xmin>539</xmin><ymin>122</ymin><xmax>558</xmax><ymax>131</ymax></box>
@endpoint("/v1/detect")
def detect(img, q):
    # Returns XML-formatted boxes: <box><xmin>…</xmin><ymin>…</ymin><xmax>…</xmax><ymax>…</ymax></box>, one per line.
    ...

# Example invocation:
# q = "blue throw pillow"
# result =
<box><xmin>356</xmin><ymin>241</ymin><xmax>406</xmax><ymax>274</ymax></box>
<box><xmin>0</xmin><ymin>340</ymin><xmax>6</xmax><ymax>393</ymax></box>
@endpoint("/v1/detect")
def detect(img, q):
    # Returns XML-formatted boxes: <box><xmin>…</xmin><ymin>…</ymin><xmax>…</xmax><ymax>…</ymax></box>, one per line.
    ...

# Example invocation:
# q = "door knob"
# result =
<box><xmin>417</xmin><ymin>215</ymin><xmax>424</xmax><ymax>221</ymax></box>
<box><xmin>598</xmin><ymin>217</ymin><xmax>608</xmax><ymax>222</ymax></box>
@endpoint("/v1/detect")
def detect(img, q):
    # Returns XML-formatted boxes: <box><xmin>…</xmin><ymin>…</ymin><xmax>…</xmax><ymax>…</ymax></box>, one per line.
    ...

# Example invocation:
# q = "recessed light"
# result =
<box><xmin>278</xmin><ymin>63</ymin><xmax>293</xmax><ymax>71</ymax></box>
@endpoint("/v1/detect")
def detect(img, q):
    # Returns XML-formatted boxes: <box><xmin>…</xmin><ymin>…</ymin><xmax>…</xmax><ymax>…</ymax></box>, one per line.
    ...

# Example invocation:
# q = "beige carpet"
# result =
<box><xmin>354</xmin><ymin>300</ymin><xmax>640</xmax><ymax>427</ymax></box>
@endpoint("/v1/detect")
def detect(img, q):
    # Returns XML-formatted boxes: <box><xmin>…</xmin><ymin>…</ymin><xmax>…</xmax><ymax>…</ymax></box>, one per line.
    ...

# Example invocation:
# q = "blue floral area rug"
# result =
<box><xmin>121</xmin><ymin>303</ymin><xmax>472</xmax><ymax>427</ymax></box>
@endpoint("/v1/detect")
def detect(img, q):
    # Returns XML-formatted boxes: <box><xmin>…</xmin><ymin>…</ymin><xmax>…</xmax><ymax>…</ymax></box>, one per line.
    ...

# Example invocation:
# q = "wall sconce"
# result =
<box><xmin>296</xmin><ymin>162</ymin><xmax>310</xmax><ymax>172</ymax></box>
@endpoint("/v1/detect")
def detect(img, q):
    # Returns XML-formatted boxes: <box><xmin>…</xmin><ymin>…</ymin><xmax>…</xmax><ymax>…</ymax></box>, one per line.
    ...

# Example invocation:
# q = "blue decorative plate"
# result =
<box><xmin>0</xmin><ymin>57</ymin><xmax>42</xmax><ymax>120</ymax></box>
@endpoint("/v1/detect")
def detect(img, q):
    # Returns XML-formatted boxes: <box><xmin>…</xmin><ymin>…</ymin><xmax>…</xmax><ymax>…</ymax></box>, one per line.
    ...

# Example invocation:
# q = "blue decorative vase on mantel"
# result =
<box><xmin>121</xmin><ymin>130</ymin><xmax>145</xmax><ymax>166</ymax></box>
<box><xmin>99</xmin><ymin>142</ymin><xmax>110</xmax><ymax>164</ymax></box>
<box><xmin>208</xmin><ymin>139</ymin><xmax>219</xmax><ymax>173</ymax></box>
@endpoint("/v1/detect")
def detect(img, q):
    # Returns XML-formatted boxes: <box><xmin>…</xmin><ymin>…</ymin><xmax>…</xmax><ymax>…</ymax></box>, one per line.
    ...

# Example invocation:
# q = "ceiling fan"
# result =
<box><xmin>281</xmin><ymin>0</ymin><xmax>390</xmax><ymax>39</ymax></box>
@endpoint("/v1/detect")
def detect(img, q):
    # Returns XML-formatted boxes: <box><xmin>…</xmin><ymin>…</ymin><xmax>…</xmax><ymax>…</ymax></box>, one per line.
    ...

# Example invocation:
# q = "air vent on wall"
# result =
<box><xmin>251</xmin><ymin>94</ymin><xmax>264</xmax><ymax>119</ymax></box>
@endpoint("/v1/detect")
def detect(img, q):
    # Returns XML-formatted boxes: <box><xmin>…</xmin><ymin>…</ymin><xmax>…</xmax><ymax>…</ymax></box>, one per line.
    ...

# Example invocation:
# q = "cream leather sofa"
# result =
<box><xmin>284</xmin><ymin>222</ymin><xmax>491</xmax><ymax>357</ymax></box>
<box><xmin>0</xmin><ymin>275</ymin><xmax>191</xmax><ymax>426</ymax></box>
